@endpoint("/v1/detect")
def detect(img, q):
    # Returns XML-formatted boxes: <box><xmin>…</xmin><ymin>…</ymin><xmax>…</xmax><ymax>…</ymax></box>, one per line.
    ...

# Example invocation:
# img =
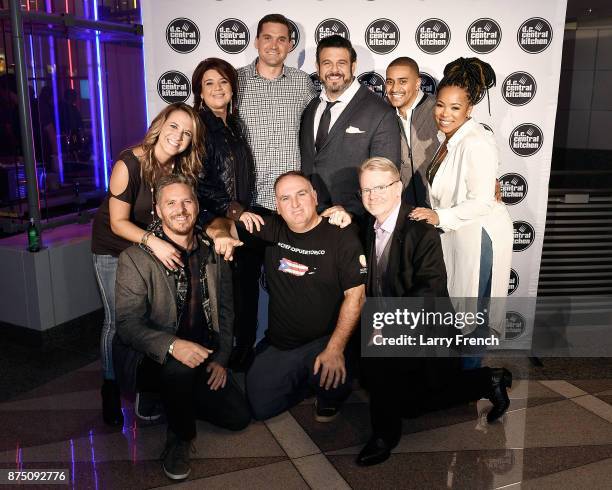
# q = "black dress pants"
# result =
<box><xmin>361</xmin><ymin>357</ymin><xmax>492</xmax><ymax>443</ymax></box>
<box><xmin>138</xmin><ymin>356</ymin><xmax>251</xmax><ymax>441</ymax></box>
<box><xmin>231</xmin><ymin>246</ymin><xmax>263</xmax><ymax>349</ymax></box>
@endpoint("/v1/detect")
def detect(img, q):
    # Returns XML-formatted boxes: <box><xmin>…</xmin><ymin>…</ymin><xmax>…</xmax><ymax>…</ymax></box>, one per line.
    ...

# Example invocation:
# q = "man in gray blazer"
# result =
<box><xmin>300</xmin><ymin>35</ymin><xmax>401</xmax><ymax>219</ymax></box>
<box><xmin>113</xmin><ymin>175</ymin><xmax>250</xmax><ymax>482</ymax></box>
<box><xmin>385</xmin><ymin>56</ymin><xmax>439</xmax><ymax>208</ymax></box>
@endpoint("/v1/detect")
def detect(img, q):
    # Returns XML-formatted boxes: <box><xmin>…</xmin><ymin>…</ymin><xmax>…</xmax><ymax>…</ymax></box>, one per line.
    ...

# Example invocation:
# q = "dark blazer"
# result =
<box><xmin>398</xmin><ymin>93</ymin><xmax>439</xmax><ymax>208</ymax></box>
<box><xmin>300</xmin><ymin>85</ymin><xmax>401</xmax><ymax>216</ymax></box>
<box><xmin>113</xmin><ymin>237</ymin><xmax>234</xmax><ymax>393</ymax></box>
<box><xmin>365</xmin><ymin>202</ymin><xmax>448</xmax><ymax>298</ymax></box>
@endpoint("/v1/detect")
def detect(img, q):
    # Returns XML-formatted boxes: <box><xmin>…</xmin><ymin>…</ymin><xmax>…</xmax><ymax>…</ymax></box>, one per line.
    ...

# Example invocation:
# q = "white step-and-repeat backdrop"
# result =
<box><xmin>141</xmin><ymin>0</ymin><xmax>568</xmax><ymax>344</ymax></box>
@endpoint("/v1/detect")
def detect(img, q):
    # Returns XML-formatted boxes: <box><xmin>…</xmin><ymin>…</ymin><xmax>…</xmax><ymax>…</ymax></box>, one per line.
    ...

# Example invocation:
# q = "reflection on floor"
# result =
<box><xmin>2</xmin><ymin>324</ymin><xmax>612</xmax><ymax>489</ymax></box>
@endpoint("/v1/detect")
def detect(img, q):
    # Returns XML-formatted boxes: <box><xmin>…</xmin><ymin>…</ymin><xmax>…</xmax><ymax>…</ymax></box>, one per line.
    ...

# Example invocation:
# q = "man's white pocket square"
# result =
<box><xmin>345</xmin><ymin>126</ymin><xmax>365</xmax><ymax>134</ymax></box>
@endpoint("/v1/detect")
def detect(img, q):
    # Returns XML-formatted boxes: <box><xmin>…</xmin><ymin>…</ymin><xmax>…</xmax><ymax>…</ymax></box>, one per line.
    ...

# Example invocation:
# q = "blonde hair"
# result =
<box><xmin>359</xmin><ymin>157</ymin><xmax>400</xmax><ymax>180</ymax></box>
<box><xmin>133</xmin><ymin>102</ymin><xmax>205</xmax><ymax>188</ymax></box>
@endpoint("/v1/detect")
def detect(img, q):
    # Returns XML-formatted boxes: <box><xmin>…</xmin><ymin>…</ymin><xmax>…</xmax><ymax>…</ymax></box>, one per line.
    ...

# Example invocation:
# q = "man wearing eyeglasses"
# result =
<box><xmin>356</xmin><ymin>157</ymin><xmax>513</xmax><ymax>466</ymax></box>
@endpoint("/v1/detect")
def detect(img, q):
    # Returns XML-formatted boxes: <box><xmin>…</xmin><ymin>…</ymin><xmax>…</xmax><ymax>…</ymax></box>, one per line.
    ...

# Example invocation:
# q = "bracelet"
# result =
<box><xmin>141</xmin><ymin>231</ymin><xmax>152</xmax><ymax>247</ymax></box>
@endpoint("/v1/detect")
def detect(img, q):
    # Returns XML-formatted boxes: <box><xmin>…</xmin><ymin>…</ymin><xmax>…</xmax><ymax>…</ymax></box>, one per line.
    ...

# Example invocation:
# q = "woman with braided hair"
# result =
<box><xmin>410</xmin><ymin>57</ymin><xmax>513</xmax><ymax>368</ymax></box>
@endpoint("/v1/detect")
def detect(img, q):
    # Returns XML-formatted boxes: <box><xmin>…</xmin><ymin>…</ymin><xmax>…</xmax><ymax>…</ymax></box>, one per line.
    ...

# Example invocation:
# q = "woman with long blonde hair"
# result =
<box><xmin>91</xmin><ymin>102</ymin><xmax>204</xmax><ymax>426</ymax></box>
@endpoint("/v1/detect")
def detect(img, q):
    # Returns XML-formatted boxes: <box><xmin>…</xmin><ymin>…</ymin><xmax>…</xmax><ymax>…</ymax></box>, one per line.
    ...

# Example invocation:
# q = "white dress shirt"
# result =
<box><xmin>313</xmin><ymin>78</ymin><xmax>362</xmax><ymax>141</ymax></box>
<box><xmin>396</xmin><ymin>90</ymin><xmax>424</xmax><ymax>149</ymax></box>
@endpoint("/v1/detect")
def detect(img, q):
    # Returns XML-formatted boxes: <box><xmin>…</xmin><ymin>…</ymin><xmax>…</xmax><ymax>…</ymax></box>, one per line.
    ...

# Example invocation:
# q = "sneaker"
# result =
<box><xmin>161</xmin><ymin>430</ymin><xmax>194</xmax><ymax>481</ymax></box>
<box><xmin>314</xmin><ymin>398</ymin><xmax>341</xmax><ymax>423</ymax></box>
<box><xmin>135</xmin><ymin>391</ymin><xmax>163</xmax><ymax>421</ymax></box>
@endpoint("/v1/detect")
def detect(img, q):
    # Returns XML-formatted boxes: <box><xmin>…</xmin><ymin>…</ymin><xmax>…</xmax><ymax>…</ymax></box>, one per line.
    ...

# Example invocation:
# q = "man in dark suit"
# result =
<box><xmin>385</xmin><ymin>57</ymin><xmax>439</xmax><ymax>207</ymax></box>
<box><xmin>356</xmin><ymin>157</ymin><xmax>512</xmax><ymax>467</ymax></box>
<box><xmin>300</xmin><ymin>35</ymin><xmax>400</xmax><ymax>219</ymax></box>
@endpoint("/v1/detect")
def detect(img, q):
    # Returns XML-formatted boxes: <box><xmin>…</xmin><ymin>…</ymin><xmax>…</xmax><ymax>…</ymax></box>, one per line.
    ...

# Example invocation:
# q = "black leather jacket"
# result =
<box><xmin>197</xmin><ymin>108</ymin><xmax>255</xmax><ymax>224</ymax></box>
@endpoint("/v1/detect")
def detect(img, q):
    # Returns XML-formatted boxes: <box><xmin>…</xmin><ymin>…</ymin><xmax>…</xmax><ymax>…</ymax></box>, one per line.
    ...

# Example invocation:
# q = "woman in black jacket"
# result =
<box><xmin>192</xmin><ymin>57</ymin><xmax>258</xmax><ymax>369</ymax></box>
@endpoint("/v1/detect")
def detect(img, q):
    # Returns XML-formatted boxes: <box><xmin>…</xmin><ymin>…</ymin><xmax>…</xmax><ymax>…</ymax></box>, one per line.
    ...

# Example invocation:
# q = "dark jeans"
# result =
<box><xmin>246</xmin><ymin>335</ymin><xmax>353</xmax><ymax>420</ymax></box>
<box><xmin>232</xmin><ymin>246</ymin><xmax>263</xmax><ymax>349</ymax></box>
<box><xmin>138</xmin><ymin>356</ymin><xmax>250</xmax><ymax>441</ymax></box>
<box><xmin>361</xmin><ymin>357</ymin><xmax>492</xmax><ymax>444</ymax></box>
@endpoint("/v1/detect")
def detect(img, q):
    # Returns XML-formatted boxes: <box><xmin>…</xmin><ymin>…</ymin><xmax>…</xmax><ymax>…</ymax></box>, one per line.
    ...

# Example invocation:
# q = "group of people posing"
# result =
<box><xmin>90</xmin><ymin>13</ymin><xmax>514</xmax><ymax>481</ymax></box>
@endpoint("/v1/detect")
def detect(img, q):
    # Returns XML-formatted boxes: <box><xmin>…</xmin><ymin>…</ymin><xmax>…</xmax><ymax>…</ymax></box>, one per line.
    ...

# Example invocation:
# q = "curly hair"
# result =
<box><xmin>135</xmin><ymin>102</ymin><xmax>204</xmax><ymax>188</ymax></box>
<box><xmin>437</xmin><ymin>57</ymin><xmax>496</xmax><ymax>105</ymax></box>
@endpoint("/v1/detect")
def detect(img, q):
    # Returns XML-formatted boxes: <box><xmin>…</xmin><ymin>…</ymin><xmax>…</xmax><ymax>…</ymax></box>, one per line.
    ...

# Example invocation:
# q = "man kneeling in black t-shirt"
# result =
<box><xmin>207</xmin><ymin>171</ymin><xmax>367</xmax><ymax>421</ymax></box>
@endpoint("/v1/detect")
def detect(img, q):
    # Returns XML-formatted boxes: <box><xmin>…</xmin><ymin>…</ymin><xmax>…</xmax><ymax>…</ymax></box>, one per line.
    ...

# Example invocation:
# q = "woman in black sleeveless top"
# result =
<box><xmin>91</xmin><ymin>102</ymin><xmax>204</xmax><ymax>426</ymax></box>
<box><xmin>192</xmin><ymin>58</ymin><xmax>258</xmax><ymax>370</ymax></box>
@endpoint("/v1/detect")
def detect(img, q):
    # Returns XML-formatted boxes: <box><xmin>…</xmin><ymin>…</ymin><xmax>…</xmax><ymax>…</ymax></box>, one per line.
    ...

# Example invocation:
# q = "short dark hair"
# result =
<box><xmin>316</xmin><ymin>35</ymin><xmax>356</xmax><ymax>64</ymax></box>
<box><xmin>387</xmin><ymin>56</ymin><xmax>420</xmax><ymax>76</ymax></box>
<box><xmin>191</xmin><ymin>57</ymin><xmax>238</xmax><ymax>115</ymax></box>
<box><xmin>273</xmin><ymin>170</ymin><xmax>311</xmax><ymax>194</ymax></box>
<box><xmin>256</xmin><ymin>14</ymin><xmax>291</xmax><ymax>38</ymax></box>
<box><xmin>155</xmin><ymin>174</ymin><xmax>196</xmax><ymax>205</ymax></box>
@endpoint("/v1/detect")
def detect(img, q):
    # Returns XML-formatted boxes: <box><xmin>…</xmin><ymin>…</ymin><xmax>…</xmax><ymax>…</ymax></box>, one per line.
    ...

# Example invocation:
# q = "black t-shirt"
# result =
<box><xmin>237</xmin><ymin>216</ymin><xmax>367</xmax><ymax>350</ymax></box>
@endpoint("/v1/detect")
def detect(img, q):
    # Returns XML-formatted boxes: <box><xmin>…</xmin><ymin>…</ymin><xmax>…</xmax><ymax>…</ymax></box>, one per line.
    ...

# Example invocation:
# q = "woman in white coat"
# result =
<box><xmin>410</xmin><ymin>57</ymin><xmax>513</xmax><ymax>366</ymax></box>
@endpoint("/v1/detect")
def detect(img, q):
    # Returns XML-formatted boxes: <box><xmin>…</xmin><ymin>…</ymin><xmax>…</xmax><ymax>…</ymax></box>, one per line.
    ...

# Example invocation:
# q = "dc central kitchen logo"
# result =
<box><xmin>518</xmin><ymin>18</ymin><xmax>553</xmax><ymax>54</ymax></box>
<box><xmin>215</xmin><ymin>18</ymin><xmax>249</xmax><ymax>54</ymax></box>
<box><xmin>415</xmin><ymin>19</ymin><xmax>451</xmax><ymax>54</ymax></box>
<box><xmin>315</xmin><ymin>19</ymin><xmax>350</xmax><ymax>44</ymax></box>
<box><xmin>309</xmin><ymin>73</ymin><xmax>322</xmax><ymax>95</ymax></box>
<box><xmin>157</xmin><ymin>71</ymin><xmax>190</xmax><ymax>104</ymax></box>
<box><xmin>358</xmin><ymin>72</ymin><xmax>386</xmax><ymax>98</ymax></box>
<box><xmin>509</xmin><ymin>123</ymin><xmax>543</xmax><ymax>157</ymax></box>
<box><xmin>505</xmin><ymin>311</ymin><xmax>526</xmax><ymax>340</ymax></box>
<box><xmin>166</xmin><ymin>18</ymin><xmax>200</xmax><ymax>54</ymax></box>
<box><xmin>499</xmin><ymin>173</ymin><xmax>528</xmax><ymax>205</ymax></box>
<box><xmin>419</xmin><ymin>72</ymin><xmax>437</xmax><ymax>95</ymax></box>
<box><xmin>508</xmin><ymin>269</ymin><xmax>519</xmax><ymax>296</ymax></box>
<box><xmin>466</xmin><ymin>18</ymin><xmax>501</xmax><ymax>54</ymax></box>
<box><xmin>502</xmin><ymin>72</ymin><xmax>536</xmax><ymax>106</ymax></box>
<box><xmin>365</xmin><ymin>19</ymin><xmax>400</xmax><ymax>54</ymax></box>
<box><xmin>287</xmin><ymin>18</ymin><xmax>300</xmax><ymax>52</ymax></box>
<box><xmin>513</xmin><ymin>221</ymin><xmax>535</xmax><ymax>252</ymax></box>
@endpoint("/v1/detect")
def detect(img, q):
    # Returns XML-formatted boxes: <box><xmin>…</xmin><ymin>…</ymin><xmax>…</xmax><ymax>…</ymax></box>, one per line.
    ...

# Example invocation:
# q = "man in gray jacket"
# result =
<box><xmin>114</xmin><ymin>174</ymin><xmax>250</xmax><ymax>482</ymax></box>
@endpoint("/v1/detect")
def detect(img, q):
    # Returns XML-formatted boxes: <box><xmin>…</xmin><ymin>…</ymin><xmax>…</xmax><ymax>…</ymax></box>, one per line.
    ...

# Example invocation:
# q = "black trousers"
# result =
<box><xmin>246</xmin><ymin>335</ymin><xmax>353</xmax><ymax>420</ymax></box>
<box><xmin>232</xmin><ymin>205</ymin><xmax>274</xmax><ymax>349</ymax></box>
<box><xmin>138</xmin><ymin>356</ymin><xmax>251</xmax><ymax>441</ymax></box>
<box><xmin>361</xmin><ymin>357</ymin><xmax>492</xmax><ymax>444</ymax></box>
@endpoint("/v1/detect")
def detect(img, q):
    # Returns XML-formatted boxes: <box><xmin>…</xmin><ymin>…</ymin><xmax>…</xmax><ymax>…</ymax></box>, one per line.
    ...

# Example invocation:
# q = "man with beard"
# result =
<box><xmin>300</xmin><ymin>35</ymin><xmax>400</xmax><ymax>220</ymax></box>
<box><xmin>114</xmin><ymin>175</ymin><xmax>250</xmax><ymax>481</ymax></box>
<box><xmin>385</xmin><ymin>57</ymin><xmax>438</xmax><ymax>207</ymax></box>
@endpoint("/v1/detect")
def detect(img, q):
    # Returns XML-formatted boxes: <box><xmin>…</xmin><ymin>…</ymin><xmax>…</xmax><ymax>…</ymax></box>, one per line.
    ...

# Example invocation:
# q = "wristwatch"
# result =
<box><xmin>168</xmin><ymin>340</ymin><xmax>176</xmax><ymax>356</ymax></box>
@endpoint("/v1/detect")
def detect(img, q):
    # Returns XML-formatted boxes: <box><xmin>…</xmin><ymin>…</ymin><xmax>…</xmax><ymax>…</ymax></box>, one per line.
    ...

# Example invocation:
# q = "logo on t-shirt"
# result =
<box><xmin>287</xmin><ymin>18</ymin><xmax>300</xmax><ymax>52</ymax></box>
<box><xmin>166</xmin><ymin>18</ymin><xmax>200</xmax><ymax>54</ymax></box>
<box><xmin>315</xmin><ymin>19</ymin><xmax>350</xmax><ymax>44</ymax></box>
<box><xmin>358</xmin><ymin>72</ymin><xmax>386</xmax><ymax>98</ymax></box>
<box><xmin>278</xmin><ymin>257</ymin><xmax>309</xmax><ymax>276</ymax></box>
<box><xmin>215</xmin><ymin>18</ymin><xmax>250</xmax><ymax>54</ymax></box>
<box><xmin>365</xmin><ymin>19</ymin><xmax>400</xmax><ymax>55</ymax></box>
<box><xmin>466</xmin><ymin>18</ymin><xmax>502</xmax><ymax>54</ymax></box>
<box><xmin>518</xmin><ymin>18</ymin><xmax>553</xmax><ymax>54</ymax></box>
<box><xmin>419</xmin><ymin>72</ymin><xmax>438</xmax><ymax>95</ymax></box>
<box><xmin>415</xmin><ymin>19</ymin><xmax>451</xmax><ymax>54</ymax></box>
<box><xmin>157</xmin><ymin>71</ymin><xmax>190</xmax><ymax>104</ymax></box>
<box><xmin>359</xmin><ymin>254</ymin><xmax>367</xmax><ymax>274</ymax></box>
<box><xmin>502</xmin><ymin>72</ymin><xmax>537</xmax><ymax>106</ymax></box>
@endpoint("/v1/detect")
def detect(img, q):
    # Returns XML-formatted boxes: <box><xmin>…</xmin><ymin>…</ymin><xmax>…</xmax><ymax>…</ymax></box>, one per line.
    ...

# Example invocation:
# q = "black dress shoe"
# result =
<box><xmin>101</xmin><ymin>379</ymin><xmax>124</xmax><ymax>427</ymax></box>
<box><xmin>487</xmin><ymin>368</ymin><xmax>512</xmax><ymax>423</ymax></box>
<box><xmin>356</xmin><ymin>436</ymin><xmax>398</xmax><ymax>467</ymax></box>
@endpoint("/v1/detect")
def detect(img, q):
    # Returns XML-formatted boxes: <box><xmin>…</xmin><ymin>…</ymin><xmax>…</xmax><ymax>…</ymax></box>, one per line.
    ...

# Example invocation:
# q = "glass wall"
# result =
<box><xmin>0</xmin><ymin>0</ymin><xmax>145</xmax><ymax>231</ymax></box>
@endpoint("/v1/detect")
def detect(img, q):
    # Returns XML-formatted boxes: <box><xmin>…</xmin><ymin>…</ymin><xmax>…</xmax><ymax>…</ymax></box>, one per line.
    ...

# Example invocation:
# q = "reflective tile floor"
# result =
<box><xmin>2</xmin><ymin>323</ymin><xmax>612</xmax><ymax>489</ymax></box>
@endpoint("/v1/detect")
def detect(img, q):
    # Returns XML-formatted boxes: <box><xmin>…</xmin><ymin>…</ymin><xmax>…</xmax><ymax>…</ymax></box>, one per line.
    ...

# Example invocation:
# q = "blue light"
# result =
<box><xmin>93</xmin><ymin>0</ymin><xmax>110</xmax><ymax>190</ymax></box>
<box><xmin>139</xmin><ymin>8</ymin><xmax>150</xmax><ymax>127</ymax></box>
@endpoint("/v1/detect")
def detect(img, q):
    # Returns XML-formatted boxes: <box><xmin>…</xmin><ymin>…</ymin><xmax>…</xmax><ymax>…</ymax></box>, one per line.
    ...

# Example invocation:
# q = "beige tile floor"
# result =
<box><xmin>2</xmin><ymin>359</ymin><xmax>612</xmax><ymax>489</ymax></box>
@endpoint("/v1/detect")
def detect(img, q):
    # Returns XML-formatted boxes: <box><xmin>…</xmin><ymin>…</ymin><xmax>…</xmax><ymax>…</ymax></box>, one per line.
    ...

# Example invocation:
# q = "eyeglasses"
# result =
<box><xmin>358</xmin><ymin>180</ymin><xmax>400</xmax><ymax>197</ymax></box>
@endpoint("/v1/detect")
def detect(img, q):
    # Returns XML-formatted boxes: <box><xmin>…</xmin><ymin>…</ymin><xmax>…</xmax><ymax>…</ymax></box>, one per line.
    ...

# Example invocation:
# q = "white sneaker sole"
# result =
<box><xmin>135</xmin><ymin>392</ymin><xmax>162</xmax><ymax>421</ymax></box>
